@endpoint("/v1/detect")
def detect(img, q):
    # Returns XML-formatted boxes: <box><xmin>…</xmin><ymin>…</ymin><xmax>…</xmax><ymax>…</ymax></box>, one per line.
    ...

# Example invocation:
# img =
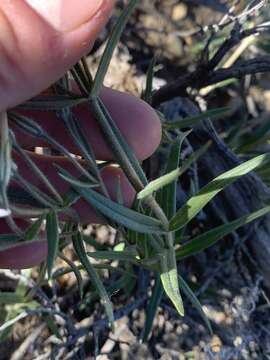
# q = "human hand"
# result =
<box><xmin>0</xmin><ymin>1</ymin><xmax>161</xmax><ymax>268</ymax></box>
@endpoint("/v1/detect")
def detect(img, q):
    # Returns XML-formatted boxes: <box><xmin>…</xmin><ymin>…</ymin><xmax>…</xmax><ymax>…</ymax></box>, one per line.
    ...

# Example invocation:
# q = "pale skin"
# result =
<box><xmin>0</xmin><ymin>1</ymin><xmax>162</xmax><ymax>268</ymax></box>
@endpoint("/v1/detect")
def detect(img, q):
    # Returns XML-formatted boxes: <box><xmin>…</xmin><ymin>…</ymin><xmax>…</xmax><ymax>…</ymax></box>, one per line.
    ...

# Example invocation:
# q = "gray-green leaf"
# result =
<box><xmin>170</xmin><ymin>152</ymin><xmax>270</xmax><ymax>231</ymax></box>
<box><xmin>160</xmin><ymin>248</ymin><xmax>184</xmax><ymax>316</ymax></box>
<box><xmin>75</xmin><ymin>187</ymin><xmax>164</xmax><ymax>234</ymax></box>
<box><xmin>72</xmin><ymin>232</ymin><xmax>114</xmax><ymax>329</ymax></box>
<box><xmin>176</xmin><ymin>205</ymin><xmax>270</xmax><ymax>259</ymax></box>
<box><xmin>46</xmin><ymin>210</ymin><xmax>59</xmax><ymax>278</ymax></box>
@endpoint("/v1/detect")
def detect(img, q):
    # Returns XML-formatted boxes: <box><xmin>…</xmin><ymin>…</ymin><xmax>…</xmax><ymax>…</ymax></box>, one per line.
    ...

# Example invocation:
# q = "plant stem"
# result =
<box><xmin>90</xmin><ymin>98</ymin><xmax>145</xmax><ymax>191</ymax></box>
<box><xmin>89</xmin><ymin>98</ymin><xmax>173</xmax><ymax>248</ymax></box>
<box><xmin>0</xmin><ymin>111</ymin><xmax>12</xmax><ymax>217</ymax></box>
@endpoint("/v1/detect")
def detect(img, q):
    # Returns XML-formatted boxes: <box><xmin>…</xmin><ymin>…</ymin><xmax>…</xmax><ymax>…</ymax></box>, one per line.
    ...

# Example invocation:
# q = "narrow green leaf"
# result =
<box><xmin>138</xmin><ymin>169</ymin><xmax>181</xmax><ymax>200</ymax></box>
<box><xmin>9</xmin><ymin>112</ymin><xmax>47</xmax><ymax>138</ymax></box>
<box><xmin>157</xmin><ymin>137</ymin><xmax>182</xmax><ymax>219</ymax></box>
<box><xmin>8</xmin><ymin>187</ymin><xmax>46</xmax><ymax>208</ymax></box>
<box><xmin>142</xmin><ymin>275</ymin><xmax>163</xmax><ymax>342</ymax></box>
<box><xmin>10</xmin><ymin>112</ymin><xmax>96</xmax><ymax>183</ymax></box>
<box><xmin>81</xmin><ymin>57</ymin><xmax>93</xmax><ymax>85</ymax></box>
<box><xmin>87</xmin><ymin>250</ymin><xmax>138</xmax><ymax>262</ymax></box>
<box><xmin>71</xmin><ymin>63</ymin><xmax>90</xmax><ymax>96</ymax></box>
<box><xmin>0</xmin><ymin>112</ymin><xmax>12</xmax><ymax>189</ymax></box>
<box><xmin>179</xmin><ymin>276</ymin><xmax>212</xmax><ymax>334</ymax></box>
<box><xmin>55</xmin><ymin>164</ymin><xmax>98</xmax><ymax>189</ymax></box>
<box><xmin>14</xmin><ymin>173</ymin><xmax>58</xmax><ymax>209</ymax></box>
<box><xmin>160</xmin><ymin>248</ymin><xmax>184</xmax><ymax>316</ymax></box>
<box><xmin>116</xmin><ymin>175</ymin><xmax>124</xmax><ymax>206</ymax></box>
<box><xmin>176</xmin><ymin>205</ymin><xmax>270</xmax><ymax>260</ymax></box>
<box><xmin>0</xmin><ymin>112</ymin><xmax>12</xmax><ymax>216</ymax></box>
<box><xmin>11</xmin><ymin>133</ymin><xmax>63</xmax><ymax>204</ymax></box>
<box><xmin>170</xmin><ymin>152</ymin><xmax>270</xmax><ymax>231</ymax></box>
<box><xmin>142</xmin><ymin>56</ymin><xmax>156</xmax><ymax>103</ymax></box>
<box><xmin>92</xmin><ymin>98</ymin><xmax>148</xmax><ymax>187</ymax></box>
<box><xmin>91</xmin><ymin>0</ymin><xmax>138</xmax><ymax>97</ymax></box>
<box><xmin>59</xmin><ymin>109</ymin><xmax>100</xmax><ymax>178</ymax></box>
<box><xmin>72</xmin><ymin>232</ymin><xmax>114</xmax><ymax>329</ymax></box>
<box><xmin>83</xmin><ymin>273</ymin><xmax>133</xmax><ymax>306</ymax></box>
<box><xmin>25</xmin><ymin>215</ymin><xmax>45</xmax><ymax>241</ymax></box>
<box><xmin>88</xmin><ymin>0</ymin><xmax>148</xmax><ymax>187</ymax></box>
<box><xmin>52</xmin><ymin>264</ymin><xmax>132</xmax><ymax>279</ymax></box>
<box><xmin>62</xmin><ymin>187</ymin><xmax>81</xmax><ymax>208</ymax></box>
<box><xmin>58</xmin><ymin>253</ymin><xmax>84</xmax><ymax>300</ymax></box>
<box><xmin>75</xmin><ymin>187</ymin><xmax>164</xmax><ymax>234</ymax></box>
<box><xmin>18</xmin><ymin>95</ymin><xmax>85</xmax><ymax>111</ymax></box>
<box><xmin>164</xmin><ymin>107</ymin><xmax>230</xmax><ymax>130</ymax></box>
<box><xmin>46</xmin><ymin>210</ymin><xmax>59</xmax><ymax>278</ymax></box>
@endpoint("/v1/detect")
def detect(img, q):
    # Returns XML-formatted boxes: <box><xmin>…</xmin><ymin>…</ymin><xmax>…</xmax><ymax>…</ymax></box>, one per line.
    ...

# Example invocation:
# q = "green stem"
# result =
<box><xmin>90</xmin><ymin>98</ymin><xmax>145</xmax><ymax>191</ymax></box>
<box><xmin>0</xmin><ymin>111</ymin><xmax>12</xmax><ymax>216</ymax></box>
<box><xmin>89</xmin><ymin>98</ymin><xmax>173</xmax><ymax>249</ymax></box>
<box><xmin>12</xmin><ymin>135</ymin><xmax>63</xmax><ymax>205</ymax></box>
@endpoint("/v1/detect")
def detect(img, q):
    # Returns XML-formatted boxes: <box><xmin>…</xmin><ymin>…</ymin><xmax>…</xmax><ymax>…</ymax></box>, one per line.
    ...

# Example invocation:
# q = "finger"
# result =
<box><xmin>0</xmin><ymin>240</ymin><xmax>47</xmax><ymax>269</ymax></box>
<box><xmin>14</xmin><ymin>87</ymin><xmax>162</xmax><ymax>161</ymax></box>
<box><xmin>2</xmin><ymin>153</ymin><xmax>136</xmax><ymax>269</ymax></box>
<box><xmin>0</xmin><ymin>0</ymin><xmax>115</xmax><ymax>110</ymax></box>
<box><xmin>0</xmin><ymin>219</ymin><xmax>47</xmax><ymax>269</ymax></box>
<box><xmin>12</xmin><ymin>152</ymin><xmax>136</xmax><ymax>224</ymax></box>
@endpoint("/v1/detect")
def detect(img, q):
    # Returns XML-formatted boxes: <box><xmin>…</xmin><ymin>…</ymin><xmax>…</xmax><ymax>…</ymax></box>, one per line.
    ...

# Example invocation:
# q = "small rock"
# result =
<box><xmin>210</xmin><ymin>335</ymin><xmax>222</xmax><ymax>353</ymax></box>
<box><xmin>172</xmin><ymin>3</ymin><xmax>188</xmax><ymax>22</ymax></box>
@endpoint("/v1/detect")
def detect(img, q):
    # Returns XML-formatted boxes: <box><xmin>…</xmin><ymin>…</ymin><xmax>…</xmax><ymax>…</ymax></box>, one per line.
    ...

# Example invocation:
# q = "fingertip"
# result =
<box><xmin>0</xmin><ymin>0</ymin><xmax>116</xmax><ymax>109</ymax></box>
<box><xmin>0</xmin><ymin>240</ymin><xmax>47</xmax><ymax>269</ymax></box>
<box><xmin>100</xmin><ymin>88</ymin><xmax>162</xmax><ymax>160</ymax></box>
<box><xmin>100</xmin><ymin>166</ymin><xmax>136</xmax><ymax>207</ymax></box>
<box><xmin>25</xmin><ymin>0</ymin><xmax>107</xmax><ymax>32</ymax></box>
<box><xmin>62</xmin><ymin>0</ymin><xmax>116</xmax><ymax>63</ymax></box>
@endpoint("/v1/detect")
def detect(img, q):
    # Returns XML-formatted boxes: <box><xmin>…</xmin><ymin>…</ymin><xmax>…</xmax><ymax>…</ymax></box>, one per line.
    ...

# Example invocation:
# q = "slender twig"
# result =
<box><xmin>152</xmin><ymin>55</ymin><xmax>270</xmax><ymax>106</ymax></box>
<box><xmin>152</xmin><ymin>13</ymin><xmax>270</xmax><ymax>106</ymax></box>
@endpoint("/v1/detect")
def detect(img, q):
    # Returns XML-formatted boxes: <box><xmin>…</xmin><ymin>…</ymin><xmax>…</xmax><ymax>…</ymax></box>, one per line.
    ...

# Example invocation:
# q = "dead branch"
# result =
<box><xmin>152</xmin><ymin>56</ymin><xmax>270</xmax><ymax>106</ymax></box>
<box><xmin>152</xmin><ymin>16</ymin><xmax>270</xmax><ymax>107</ymax></box>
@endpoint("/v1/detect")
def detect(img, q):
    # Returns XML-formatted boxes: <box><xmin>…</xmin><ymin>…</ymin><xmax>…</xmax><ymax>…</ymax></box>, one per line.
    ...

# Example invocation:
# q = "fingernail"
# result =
<box><xmin>25</xmin><ymin>0</ymin><xmax>104</xmax><ymax>32</ymax></box>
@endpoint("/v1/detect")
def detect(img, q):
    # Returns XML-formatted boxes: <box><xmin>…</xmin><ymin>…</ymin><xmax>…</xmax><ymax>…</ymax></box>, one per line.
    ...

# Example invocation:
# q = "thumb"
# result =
<box><xmin>0</xmin><ymin>0</ymin><xmax>115</xmax><ymax>110</ymax></box>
